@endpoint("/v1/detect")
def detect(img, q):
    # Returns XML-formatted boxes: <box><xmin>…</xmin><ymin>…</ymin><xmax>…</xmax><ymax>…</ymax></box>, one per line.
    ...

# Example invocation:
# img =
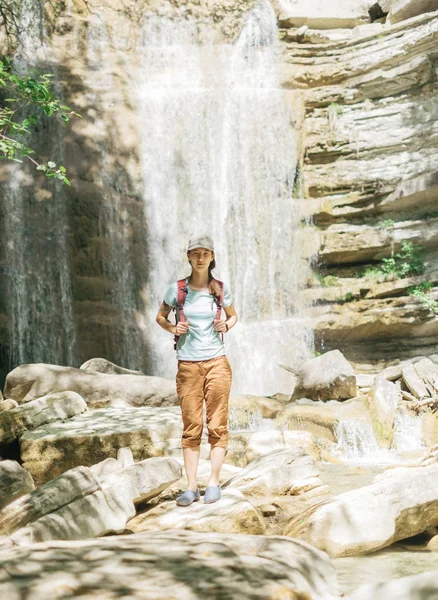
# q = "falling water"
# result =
<box><xmin>2</xmin><ymin>0</ymin><xmax>76</xmax><ymax>368</ymax></box>
<box><xmin>136</xmin><ymin>0</ymin><xmax>313</xmax><ymax>395</ymax></box>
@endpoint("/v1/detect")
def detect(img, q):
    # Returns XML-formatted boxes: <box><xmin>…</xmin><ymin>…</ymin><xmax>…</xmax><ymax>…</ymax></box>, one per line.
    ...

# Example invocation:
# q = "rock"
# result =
<box><xmin>128</xmin><ymin>487</ymin><xmax>266</xmax><ymax>535</ymax></box>
<box><xmin>4</xmin><ymin>363</ymin><xmax>178</xmax><ymax>408</ymax></box>
<box><xmin>420</xmin><ymin>444</ymin><xmax>438</xmax><ymax>466</ymax></box>
<box><xmin>80</xmin><ymin>357</ymin><xmax>144</xmax><ymax>375</ymax></box>
<box><xmin>0</xmin><ymin>530</ymin><xmax>341</xmax><ymax>599</ymax></box>
<box><xmin>292</xmin><ymin>350</ymin><xmax>357</xmax><ymax>401</ymax></box>
<box><xmin>0</xmin><ymin>391</ymin><xmax>88</xmax><ymax>444</ymax></box>
<box><xmin>422</xmin><ymin>412</ymin><xmax>438</xmax><ymax>447</ymax></box>
<box><xmin>100</xmin><ymin>457</ymin><xmax>182</xmax><ymax>504</ymax></box>
<box><xmin>356</xmin><ymin>374</ymin><xmax>375</xmax><ymax>388</ymax></box>
<box><xmin>402</xmin><ymin>363</ymin><xmax>429</xmax><ymax>399</ymax></box>
<box><xmin>0</xmin><ymin>399</ymin><xmax>18</xmax><ymax>412</ymax></box>
<box><xmin>90</xmin><ymin>457</ymin><xmax>123</xmax><ymax>477</ymax></box>
<box><xmin>388</xmin><ymin>0</ymin><xmax>438</xmax><ymax>24</ymax></box>
<box><xmin>427</xmin><ymin>535</ymin><xmax>438</xmax><ymax>551</ymax></box>
<box><xmin>352</xmin><ymin>23</ymin><xmax>384</xmax><ymax>37</ymax></box>
<box><xmin>259</xmin><ymin>504</ymin><xmax>277</xmax><ymax>517</ymax></box>
<box><xmin>278</xmin><ymin>0</ymin><xmax>373</xmax><ymax>29</ymax></box>
<box><xmin>223</xmin><ymin>447</ymin><xmax>327</xmax><ymax>497</ymax></box>
<box><xmin>244</xmin><ymin>429</ymin><xmax>321</xmax><ymax>464</ymax></box>
<box><xmin>10</xmin><ymin>486</ymin><xmax>135</xmax><ymax>545</ymax></box>
<box><xmin>413</xmin><ymin>358</ymin><xmax>438</xmax><ymax>394</ymax></box>
<box><xmin>19</xmin><ymin>406</ymin><xmax>183</xmax><ymax>485</ymax></box>
<box><xmin>0</xmin><ymin>466</ymin><xmax>100</xmax><ymax>536</ymax></box>
<box><xmin>229</xmin><ymin>395</ymin><xmax>285</xmax><ymax>429</ymax></box>
<box><xmin>345</xmin><ymin>570</ymin><xmax>438</xmax><ymax>599</ymax></box>
<box><xmin>276</xmin><ymin>397</ymin><xmax>371</xmax><ymax>442</ymax></box>
<box><xmin>367</xmin><ymin>376</ymin><xmax>401</xmax><ymax>447</ymax></box>
<box><xmin>116</xmin><ymin>446</ymin><xmax>134</xmax><ymax>467</ymax></box>
<box><xmin>0</xmin><ymin>461</ymin><xmax>35</xmax><ymax>511</ymax></box>
<box><xmin>285</xmin><ymin>463</ymin><xmax>438</xmax><ymax>557</ymax></box>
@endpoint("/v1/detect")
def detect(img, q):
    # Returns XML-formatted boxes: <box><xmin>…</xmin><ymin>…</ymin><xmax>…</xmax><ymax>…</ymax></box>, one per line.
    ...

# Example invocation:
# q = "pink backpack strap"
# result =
<box><xmin>174</xmin><ymin>278</ymin><xmax>188</xmax><ymax>350</ymax></box>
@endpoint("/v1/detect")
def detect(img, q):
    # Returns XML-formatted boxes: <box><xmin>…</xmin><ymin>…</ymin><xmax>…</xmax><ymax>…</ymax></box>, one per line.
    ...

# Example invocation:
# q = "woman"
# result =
<box><xmin>156</xmin><ymin>234</ymin><xmax>238</xmax><ymax>506</ymax></box>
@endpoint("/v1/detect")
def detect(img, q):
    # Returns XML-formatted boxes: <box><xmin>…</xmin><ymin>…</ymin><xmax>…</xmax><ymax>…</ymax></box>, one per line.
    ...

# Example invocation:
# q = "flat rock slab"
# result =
<box><xmin>346</xmin><ymin>569</ymin><xmax>438</xmax><ymax>600</ymax></box>
<box><xmin>20</xmin><ymin>406</ymin><xmax>182</xmax><ymax>485</ymax></box>
<box><xmin>0</xmin><ymin>461</ymin><xmax>35</xmax><ymax>512</ymax></box>
<box><xmin>0</xmin><ymin>530</ymin><xmax>341</xmax><ymax>599</ymax></box>
<box><xmin>129</xmin><ymin>488</ymin><xmax>265</xmax><ymax>535</ymax></box>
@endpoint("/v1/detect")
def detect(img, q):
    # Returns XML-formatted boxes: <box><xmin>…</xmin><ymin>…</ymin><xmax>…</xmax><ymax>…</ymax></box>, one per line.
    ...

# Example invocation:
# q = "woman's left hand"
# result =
<box><xmin>213</xmin><ymin>319</ymin><xmax>228</xmax><ymax>333</ymax></box>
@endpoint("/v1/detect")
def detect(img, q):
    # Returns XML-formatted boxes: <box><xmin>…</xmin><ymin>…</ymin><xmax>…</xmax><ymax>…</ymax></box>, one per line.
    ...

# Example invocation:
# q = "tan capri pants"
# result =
<box><xmin>176</xmin><ymin>355</ymin><xmax>232</xmax><ymax>449</ymax></box>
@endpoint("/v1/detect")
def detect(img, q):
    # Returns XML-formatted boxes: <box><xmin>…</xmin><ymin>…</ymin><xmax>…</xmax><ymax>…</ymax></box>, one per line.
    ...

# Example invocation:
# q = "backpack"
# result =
<box><xmin>173</xmin><ymin>277</ymin><xmax>224</xmax><ymax>350</ymax></box>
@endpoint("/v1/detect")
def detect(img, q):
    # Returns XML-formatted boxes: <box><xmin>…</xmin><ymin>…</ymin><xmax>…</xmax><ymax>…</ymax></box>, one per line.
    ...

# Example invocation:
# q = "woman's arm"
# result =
<box><xmin>156</xmin><ymin>302</ymin><xmax>189</xmax><ymax>336</ymax></box>
<box><xmin>214</xmin><ymin>304</ymin><xmax>238</xmax><ymax>333</ymax></box>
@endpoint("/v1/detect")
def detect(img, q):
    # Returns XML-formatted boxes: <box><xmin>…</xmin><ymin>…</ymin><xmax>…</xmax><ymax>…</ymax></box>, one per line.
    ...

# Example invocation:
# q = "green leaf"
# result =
<box><xmin>59</xmin><ymin>165</ymin><xmax>66</xmax><ymax>173</ymax></box>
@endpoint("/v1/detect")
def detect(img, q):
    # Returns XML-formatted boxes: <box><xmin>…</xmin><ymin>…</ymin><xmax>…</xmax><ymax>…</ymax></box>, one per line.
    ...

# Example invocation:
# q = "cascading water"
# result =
<box><xmin>3</xmin><ymin>0</ymin><xmax>77</xmax><ymax>369</ymax></box>
<box><xmin>136</xmin><ymin>0</ymin><xmax>313</xmax><ymax>395</ymax></box>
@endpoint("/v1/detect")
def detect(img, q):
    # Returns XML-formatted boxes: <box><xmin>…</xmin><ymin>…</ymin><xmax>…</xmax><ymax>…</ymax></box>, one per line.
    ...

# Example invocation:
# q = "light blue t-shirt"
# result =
<box><xmin>163</xmin><ymin>279</ymin><xmax>233</xmax><ymax>361</ymax></box>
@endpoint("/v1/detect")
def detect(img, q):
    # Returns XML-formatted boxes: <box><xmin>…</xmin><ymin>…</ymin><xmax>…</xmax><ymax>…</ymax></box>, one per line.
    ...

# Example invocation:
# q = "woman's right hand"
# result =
<box><xmin>174</xmin><ymin>321</ymin><xmax>190</xmax><ymax>336</ymax></box>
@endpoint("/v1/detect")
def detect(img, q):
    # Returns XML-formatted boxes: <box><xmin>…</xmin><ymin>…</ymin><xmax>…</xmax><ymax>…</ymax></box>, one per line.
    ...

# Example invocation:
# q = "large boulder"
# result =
<box><xmin>276</xmin><ymin>397</ymin><xmax>370</xmax><ymax>442</ymax></box>
<box><xmin>244</xmin><ymin>429</ymin><xmax>321</xmax><ymax>465</ymax></box>
<box><xmin>346</xmin><ymin>570</ymin><xmax>438</xmax><ymax>599</ymax></box>
<box><xmin>229</xmin><ymin>395</ymin><xmax>285</xmax><ymax>429</ymax></box>
<box><xmin>128</xmin><ymin>488</ymin><xmax>266</xmax><ymax>535</ymax></box>
<box><xmin>292</xmin><ymin>350</ymin><xmax>357</xmax><ymax>401</ymax></box>
<box><xmin>4</xmin><ymin>363</ymin><xmax>178</xmax><ymax>408</ymax></box>
<box><xmin>284</xmin><ymin>463</ymin><xmax>438</xmax><ymax>557</ymax></box>
<box><xmin>19</xmin><ymin>406</ymin><xmax>183</xmax><ymax>485</ymax></box>
<box><xmin>367</xmin><ymin>376</ymin><xmax>401</xmax><ymax>448</ymax></box>
<box><xmin>1</xmin><ymin>458</ymin><xmax>181</xmax><ymax>544</ymax></box>
<box><xmin>0</xmin><ymin>461</ymin><xmax>35</xmax><ymax>511</ymax></box>
<box><xmin>278</xmin><ymin>0</ymin><xmax>373</xmax><ymax>29</ymax></box>
<box><xmin>0</xmin><ymin>530</ymin><xmax>341</xmax><ymax>599</ymax></box>
<box><xmin>80</xmin><ymin>357</ymin><xmax>144</xmax><ymax>375</ymax></box>
<box><xmin>0</xmin><ymin>391</ymin><xmax>88</xmax><ymax>444</ymax></box>
<box><xmin>223</xmin><ymin>447</ymin><xmax>328</xmax><ymax>497</ymax></box>
<box><xmin>388</xmin><ymin>0</ymin><xmax>438</xmax><ymax>24</ymax></box>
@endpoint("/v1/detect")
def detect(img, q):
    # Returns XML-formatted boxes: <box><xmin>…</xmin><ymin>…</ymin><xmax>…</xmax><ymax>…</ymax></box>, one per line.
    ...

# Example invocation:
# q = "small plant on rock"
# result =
<box><xmin>408</xmin><ymin>282</ymin><xmax>438</xmax><ymax>316</ymax></box>
<box><xmin>362</xmin><ymin>240</ymin><xmax>425</xmax><ymax>281</ymax></box>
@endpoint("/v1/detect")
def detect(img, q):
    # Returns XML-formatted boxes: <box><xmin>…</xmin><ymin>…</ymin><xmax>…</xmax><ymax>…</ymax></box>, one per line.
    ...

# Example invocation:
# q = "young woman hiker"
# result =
<box><xmin>156</xmin><ymin>234</ymin><xmax>238</xmax><ymax>506</ymax></box>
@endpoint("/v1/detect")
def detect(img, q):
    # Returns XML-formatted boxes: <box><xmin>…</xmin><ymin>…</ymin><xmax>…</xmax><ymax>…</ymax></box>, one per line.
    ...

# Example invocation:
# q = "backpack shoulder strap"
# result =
<box><xmin>174</xmin><ymin>278</ymin><xmax>189</xmax><ymax>350</ymax></box>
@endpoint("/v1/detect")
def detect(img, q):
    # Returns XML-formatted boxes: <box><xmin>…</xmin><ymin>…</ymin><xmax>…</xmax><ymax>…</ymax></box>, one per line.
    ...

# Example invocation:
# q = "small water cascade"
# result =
<box><xmin>135</xmin><ymin>0</ymin><xmax>313</xmax><ymax>395</ymax></box>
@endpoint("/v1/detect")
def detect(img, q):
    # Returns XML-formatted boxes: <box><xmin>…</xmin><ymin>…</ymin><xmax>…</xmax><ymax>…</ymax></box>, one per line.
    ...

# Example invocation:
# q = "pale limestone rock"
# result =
<box><xmin>19</xmin><ymin>406</ymin><xmax>182</xmax><ymax>484</ymax></box>
<box><xmin>116</xmin><ymin>446</ymin><xmax>134</xmax><ymax>467</ymax></box>
<box><xmin>99</xmin><ymin>457</ymin><xmax>182</xmax><ymax>504</ymax></box>
<box><xmin>388</xmin><ymin>0</ymin><xmax>438</xmax><ymax>24</ymax></box>
<box><xmin>80</xmin><ymin>357</ymin><xmax>144</xmax><ymax>375</ymax></box>
<box><xmin>0</xmin><ymin>399</ymin><xmax>18</xmax><ymax>412</ymax></box>
<box><xmin>346</xmin><ymin>570</ymin><xmax>438</xmax><ymax>599</ymax></box>
<box><xmin>10</xmin><ymin>486</ymin><xmax>135</xmax><ymax>545</ymax></box>
<box><xmin>0</xmin><ymin>466</ymin><xmax>100</xmax><ymax>536</ymax></box>
<box><xmin>292</xmin><ymin>350</ymin><xmax>357</xmax><ymax>401</ymax></box>
<box><xmin>427</xmin><ymin>535</ymin><xmax>438</xmax><ymax>551</ymax></box>
<box><xmin>128</xmin><ymin>487</ymin><xmax>265</xmax><ymax>535</ymax></box>
<box><xmin>413</xmin><ymin>358</ymin><xmax>438</xmax><ymax>394</ymax></box>
<box><xmin>422</xmin><ymin>412</ymin><xmax>438</xmax><ymax>447</ymax></box>
<box><xmin>229</xmin><ymin>394</ymin><xmax>284</xmax><ymax>429</ymax></box>
<box><xmin>90</xmin><ymin>457</ymin><xmax>123</xmax><ymax>477</ymax></box>
<box><xmin>402</xmin><ymin>363</ymin><xmax>429</xmax><ymax>399</ymax></box>
<box><xmin>352</xmin><ymin>23</ymin><xmax>385</xmax><ymax>37</ymax></box>
<box><xmin>223</xmin><ymin>447</ymin><xmax>326</xmax><ymax>497</ymax></box>
<box><xmin>243</xmin><ymin>429</ymin><xmax>321</xmax><ymax>464</ymax></box>
<box><xmin>276</xmin><ymin>397</ymin><xmax>371</xmax><ymax>442</ymax></box>
<box><xmin>0</xmin><ymin>530</ymin><xmax>341</xmax><ymax>599</ymax></box>
<box><xmin>278</xmin><ymin>0</ymin><xmax>373</xmax><ymax>29</ymax></box>
<box><xmin>367</xmin><ymin>376</ymin><xmax>400</xmax><ymax>447</ymax></box>
<box><xmin>4</xmin><ymin>363</ymin><xmax>178</xmax><ymax>408</ymax></box>
<box><xmin>285</xmin><ymin>463</ymin><xmax>438</xmax><ymax>557</ymax></box>
<box><xmin>0</xmin><ymin>461</ymin><xmax>35</xmax><ymax>511</ymax></box>
<box><xmin>420</xmin><ymin>444</ymin><xmax>438</xmax><ymax>465</ymax></box>
<box><xmin>0</xmin><ymin>391</ymin><xmax>88</xmax><ymax>444</ymax></box>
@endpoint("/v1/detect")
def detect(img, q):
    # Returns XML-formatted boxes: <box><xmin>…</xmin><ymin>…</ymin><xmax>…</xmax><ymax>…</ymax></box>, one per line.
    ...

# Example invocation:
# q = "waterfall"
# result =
<box><xmin>2</xmin><ymin>0</ymin><xmax>77</xmax><ymax>368</ymax></box>
<box><xmin>136</xmin><ymin>0</ymin><xmax>313</xmax><ymax>395</ymax></box>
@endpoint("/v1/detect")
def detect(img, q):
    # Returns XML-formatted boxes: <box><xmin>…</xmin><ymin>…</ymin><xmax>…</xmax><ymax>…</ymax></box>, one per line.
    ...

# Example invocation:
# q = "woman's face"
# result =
<box><xmin>187</xmin><ymin>248</ymin><xmax>214</xmax><ymax>271</ymax></box>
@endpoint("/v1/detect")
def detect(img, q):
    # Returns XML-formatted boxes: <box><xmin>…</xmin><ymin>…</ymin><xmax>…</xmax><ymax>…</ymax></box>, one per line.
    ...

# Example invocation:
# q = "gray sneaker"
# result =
<box><xmin>176</xmin><ymin>488</ymin><xmax>200</xmax><ymax>507</ymax></box>
<box><xmin>204</xmin><ymin>485</ymin><xmax>221</xmax><ymax>504</ymax></box>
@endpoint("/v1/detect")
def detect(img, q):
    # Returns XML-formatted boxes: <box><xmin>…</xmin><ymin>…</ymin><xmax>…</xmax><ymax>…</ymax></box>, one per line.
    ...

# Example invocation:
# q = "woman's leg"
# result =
<box><xmin>204</xmin><ymin>356</ymin><xmax>232</xmax><ymax>487</ymax></box>
<box><xmin>183</xmin><ymin>447</ymin><xmax>201</xmax><ymax>491</ymax></box>
<box><xmin>176</xmin><ymin>361</ymin><xmax>204</xmax><ymax>491</ymax></box>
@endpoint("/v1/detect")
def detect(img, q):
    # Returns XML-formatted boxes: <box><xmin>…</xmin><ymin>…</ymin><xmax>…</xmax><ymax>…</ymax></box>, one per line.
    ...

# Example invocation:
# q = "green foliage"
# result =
<box><xmin>377</xmin><ymin>219</ymin><xmax>395</xmax><ymax>230</ymax></box>
<box><xmin>0</xmin><ymin>56</ymin><xmax>81</xmax><ymax>184</ymax></box>
<box><xmin>328</xmin><ymin>102</ymin><xmax>343</xmax><ymax>116</ymax></box>
<box><xmin>361</xmin><ymin>240</ymin><xmax>425</xmax><ymax>281</ymax></box>
<box><xmin>334</xmin><ymin>291</ymin><xmax>356</xmax><ymax>303</ymax></box>
<box><xmin>408</xmin><ymin>282</ymin><xmax>438</xmax><ymax>316</ymax></box>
